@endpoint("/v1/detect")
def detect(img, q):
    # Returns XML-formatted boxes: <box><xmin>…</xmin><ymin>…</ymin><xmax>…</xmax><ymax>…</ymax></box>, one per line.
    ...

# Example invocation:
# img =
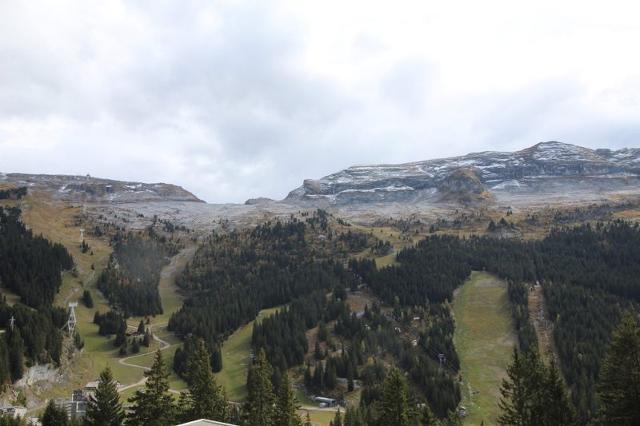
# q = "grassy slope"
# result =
<box><xmin>453</xmin><ymin>271</ymin><xmax>516</xmax><ymax>426</ymax></box>
<box><xmin>216</xmin><ymin>306</ymin><xmax>281</xmax><ymax>401</ymax></box>
<box><xmin>14</xmin><ymin>195</ymin><xmax>191</xmax><ymax>408</ymax></box>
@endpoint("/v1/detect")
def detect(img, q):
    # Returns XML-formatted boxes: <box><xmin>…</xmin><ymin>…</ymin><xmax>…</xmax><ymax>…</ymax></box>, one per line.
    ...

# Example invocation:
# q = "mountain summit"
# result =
<box><xmin>285</xmin><ymin>142</ymin><xmax>640</xmax><ymax>205</ymax></box>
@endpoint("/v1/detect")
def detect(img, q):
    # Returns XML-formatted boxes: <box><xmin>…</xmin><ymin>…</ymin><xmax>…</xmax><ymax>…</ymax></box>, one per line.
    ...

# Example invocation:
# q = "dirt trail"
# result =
<box><xmin>115</xmin><ymin>245</ymin><xmax>197</xmax><ymax>394</ymax></box>
<box><xmin>528</xmin><ymin>283</ymin><xmax>559</xmax><ymax>365</ymax></box>
<box><xmin>117</xmin><ymin>322</ymin><xmax>176</xmax><ymax>393</ymax></box>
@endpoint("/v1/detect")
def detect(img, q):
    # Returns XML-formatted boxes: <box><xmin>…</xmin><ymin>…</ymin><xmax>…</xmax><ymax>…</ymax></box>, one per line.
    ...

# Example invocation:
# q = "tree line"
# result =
<box><xmin>0</xmin><ymin>207</ymin><xmax>73</xmax><ymax>308</ymax></box>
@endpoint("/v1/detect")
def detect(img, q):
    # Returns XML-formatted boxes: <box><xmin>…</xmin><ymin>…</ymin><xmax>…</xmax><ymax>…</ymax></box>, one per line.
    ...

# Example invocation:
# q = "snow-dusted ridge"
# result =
<box><xmin>285</xmin><ymin>141</ymin><xmax>640</xmax><ymax>205</ymax></box>
<box><xmin>0</xmin><ymin>173</ymin><xmax>202</xmax><ymax>203</ymax></box>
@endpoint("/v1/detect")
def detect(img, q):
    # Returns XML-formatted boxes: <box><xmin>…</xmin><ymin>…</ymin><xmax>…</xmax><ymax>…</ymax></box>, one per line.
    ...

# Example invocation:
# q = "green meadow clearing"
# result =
<box><xmin>453</xmin><ymin>271</ymin><xmax>516</xmax><ymax>425</ymax></box>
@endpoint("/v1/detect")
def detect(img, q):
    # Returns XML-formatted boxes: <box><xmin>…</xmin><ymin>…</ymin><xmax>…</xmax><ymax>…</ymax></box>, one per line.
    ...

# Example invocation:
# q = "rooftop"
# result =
<box><xmin>175</xmin><ymin>420</ymin><xmax>238</xmax><ymax>426</ymax></box>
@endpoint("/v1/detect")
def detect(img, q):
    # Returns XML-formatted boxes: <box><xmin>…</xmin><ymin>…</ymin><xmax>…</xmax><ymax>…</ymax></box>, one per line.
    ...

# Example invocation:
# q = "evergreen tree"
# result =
<box><xmin>8</xmin><ymin>330</ymin><xmax>24</xmax><ymax>382</ymax></box>
<box><xmin>137</xmin><ymin>320</ymin><xmax>146</xmax><ymax>335</ymax></box>
<box><xmin>330</xmin><ymin>409</ymin><xmax>343</xmax><ymax>426</ymax></box>
<box><xmin>0</xmin><ymin>339</ymin><xmax>10</xmax><ymax>385</ymax></box>
<box><xmin>540</xmin><ymin>361</ymin><xmax>575</xmax><ymax>426</ymax></box>
<box><xmin>181</xmin><ymin>338</ymin><xmax>228</xmax><ymax>422</ymax></box>
<box><xmin>498</xmin><ymin>349</ymin><xmax>574</xmax><ymax>426</ymax></box>
<box><xmin>142</xmin><ymin>329</ymin><xmax>151</xmax><ymax>347</ymax></box>
<box><xmin>127</xmin><ymin>350</ymin><xmax>175</xmax><ymax>426</ymax></box>
<box><xmin>211</xmin><ymin>345</ymin><xmax>223</xmax><ymax>373</ymax></box>
<box><xmin>41</xmin><ymin>400</ymin><xmax>68</xmax><ymax>426</ymax></box>
<box><xmin>131</xmin><ymin>338</ymin><xmax>140</xmax><ymax>354</ymax></box>
<box><xmin>343</xmin><ymin>406</ymin><xmax>366</xmax><ymax>426</ymax></box>
<box><xmin>83</xmin><ymin>290</ymin><xmax>94</xmax><ymax>308</ymax></box>
<box><xmin>498</xmin><ymin>349</ymin><xmax>536</xmax><ymax>425</ymax></box>
<box><xmin>85</xmin><ymin>366</ymin><xmax>125</xmax><ymax>426</ymax></box>
<box><xmin>244</xmin><ymin>349</ymin><xmax>276</xmax><ymax>426</ymax></box>
<box><xmin>275</xmin><ymin>373</ymin><xmax>302</xmax><ymax>426</ymax></box>
<box><xmin>597</xmin><ymin>312</ymin><xmax>640</xmax><ymax>425</ymax></box>
<box><xmin>378</xmin><ymin>369</ymin><xmax>410</xmax><ymax>426</ymax></box>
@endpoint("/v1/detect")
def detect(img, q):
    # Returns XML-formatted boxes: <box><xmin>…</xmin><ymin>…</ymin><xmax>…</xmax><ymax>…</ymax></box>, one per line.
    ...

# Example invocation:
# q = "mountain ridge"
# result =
<box><xmin>284</xmin><ymin>141</ymin><xmax>640</xmax><ymax>205</ymax></box>
<box><xmin>0</xmin><ymin>172</ymin><xmax>203</xmax><ymax>203</ymax></box>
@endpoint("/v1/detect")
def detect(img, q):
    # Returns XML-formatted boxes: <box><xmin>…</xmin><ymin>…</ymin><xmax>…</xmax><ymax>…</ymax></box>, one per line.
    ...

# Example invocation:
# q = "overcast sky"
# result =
<box><xmin>2</xmin><ymin>1</ymin><xmax>640</xmax><ymax>202</ymax></box>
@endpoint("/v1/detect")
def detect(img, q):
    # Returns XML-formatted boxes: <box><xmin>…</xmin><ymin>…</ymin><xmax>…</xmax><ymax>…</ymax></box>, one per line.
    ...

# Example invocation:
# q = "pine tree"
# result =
<box><xmin>41</xmin><ymin>400</ymin><xmax>68</xmax><ymax>426</ymax></box>
<box><xmin>131</xmin><ymin>338</ymin><xmax>140</xmax><ymax>354</ymax></box>
<box><xmin>142</xmin><ymin>329</ymin><xmax>151</xmax><ymax>347</ymax></box>
<box><xmin>378</xmin><ymin>369</ymin><xmax>410</xmax><ymax>426</ymax></box>
<box><xmin>137</xmin><ymin>320</ymin><xmax>146</xmax><ymax>335</ymax></box>
<box><xmin>85</xmin><ymin>366</ymin><xmax>125</xmax><ymax>426</ymax></box>
<box><xmin>127</xmin><ymin>350</ymin><xmax>176</xmax><ymax>426</ymax></box>
<box><xmin>211</xmin><ymin>345</ymin><xmax>223</xmax><ymax>373</ymax></box>
<box><xmin>7</xmin><ymin>330</ymin><xmax>24</xmax><ymax>382</ymax></box>
<box><xmin>330</xmin><ymin>409</ymin><xmax>343</xmax><ymax>426</ymax></box>
<box><xmin>597</xmin><ymin>312</ymin><xmax>640</xmax><ymax>425</ymax></box>
<box><xmin>181</xmin><ymin>338</ymin><xmax>228</xmax><ymax>422</ymax></box>
<box><xmin>244</xmin><ymin>349</ymin><xmax>276</xmax><ymax>426</ymax></box>
<box><xmin>83</xmin><ymin>290</ymin><xmax>94</xmax><ymax>308</ymax></box>
<box><xmin>539</xmin><ymin>361</ymin><xmax>575</xmax><ymax>426</ymax></box>
<box><xmin>275</xmin><ymin>373</ymin><xmax>302</xmax><ymax>426</ymax></box>
<box><xmin>498</xmin><ymin>349</ymin><xmax>536</xmax><ymax>425</ymax></box>
<box><xmin>0</xmin><ymin>338</ymin><xmax>10</xmax><ymax>385</ymax></box>
<box><xmin>343</xmin><ymin>406</ymin><xmax>366</xmax><ymax>426</ymax></box>
<box><xmin>498</xmin><ymin>348</ymin><xmax>574</xmax><ymax>426</ymax></box>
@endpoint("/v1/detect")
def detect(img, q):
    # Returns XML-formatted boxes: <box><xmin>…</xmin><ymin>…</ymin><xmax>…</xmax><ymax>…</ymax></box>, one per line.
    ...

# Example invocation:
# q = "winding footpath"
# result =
<box><xmin>117</xmin><ymin>322</ymin><xmax>181</xmax><ymax>394</ymax></box>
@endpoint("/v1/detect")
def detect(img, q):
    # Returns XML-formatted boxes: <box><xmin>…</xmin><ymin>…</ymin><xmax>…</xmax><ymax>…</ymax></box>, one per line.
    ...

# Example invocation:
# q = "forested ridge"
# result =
<box><xmin>97</xmin><ymin>229</ymin><xmax>178</xmax><ymax>316</ymax></box>
<box><xmin>168</xmin><ymin>212</ymin><xmax>361</xmax><ymax>358</ymax></box>
<box><xmin>352</xmin><ymin>220</ymin><xmax>640</xmax><ymax>422</ymax></box>
<box><xmin>0</xmin><ymin>207</ymin><xmax>73</xmax><ymax>384</ymax></box>
<box><xmin>0</xmin><ymin>207</ymin><xmax>73</xmax><ymax>308</ymax></box>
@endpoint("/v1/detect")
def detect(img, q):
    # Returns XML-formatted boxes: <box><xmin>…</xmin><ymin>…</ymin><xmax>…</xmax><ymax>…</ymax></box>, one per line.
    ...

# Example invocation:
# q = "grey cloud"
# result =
<box><xmin>1</xmin><ymin>1</ymin><xmax>640</xmax><ymax>203</ymax></box>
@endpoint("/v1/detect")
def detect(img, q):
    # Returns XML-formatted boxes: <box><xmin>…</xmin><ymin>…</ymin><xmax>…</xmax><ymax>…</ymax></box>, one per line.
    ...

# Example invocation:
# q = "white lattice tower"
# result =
<box><xmin>79</xmin><ymin>228</ymin><xmax>85</xmax><ymax>242</ymax></box>
<box><xmin>67</xmin><ymin>302</ymin><xmax>78</xmax><ymax>337</ymax></box>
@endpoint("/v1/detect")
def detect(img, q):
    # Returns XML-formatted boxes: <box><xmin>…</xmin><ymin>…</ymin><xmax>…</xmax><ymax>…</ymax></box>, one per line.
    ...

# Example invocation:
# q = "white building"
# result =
<box><xmin>176</xmin><ymin>420</ymin><xmax>238</xmax><ymax>426</ymax></box>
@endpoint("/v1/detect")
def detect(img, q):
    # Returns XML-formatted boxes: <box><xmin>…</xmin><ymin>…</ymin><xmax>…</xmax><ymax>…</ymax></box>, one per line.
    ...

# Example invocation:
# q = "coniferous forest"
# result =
<box><xmin>3</xmin><ymin>195</ymin><xmax>640</xmax><ymax>425</ymax></box>
<box><xmin>168</xmin><ymin>212</ymin><xmax>640</xmax><ymax>424</ymax></box>
<box><xmin>97</xmin><ymin>230</ymin><xmax>176</xmax><ymax>316</ymax></box>
<box><xmin>0</xmin><ymin>207</ymin><xmax>72</xmax><ymax>384</ymax></box>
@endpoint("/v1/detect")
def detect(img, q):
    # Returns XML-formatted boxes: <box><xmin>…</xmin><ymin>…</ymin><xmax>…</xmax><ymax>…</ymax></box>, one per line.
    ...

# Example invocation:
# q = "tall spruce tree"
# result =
<box><xmin>275</xmin><ymin>373</ymin><xmax>302</xmax><ymax>426</ymax></box>
<box><xmin>378</xmin><ymin>369</ymin><xmax>410</xmax><ymax>426</ymax></box>
<box><xmin>498</xmin><ymin>349</ymin><xmax>537</xmax><ymax>425</ymax></box>
<box><xmin>85</xmin><ymin>366</ymin><xmax>125</xmax><ymax>426</ymax></box>
<box><xmin>330</xmin><ymin>409</ymin><xmax>343</xmax><ymax>426</ymax></box>
<box><xmin>127</xmin><ymin>350</ymin><xmax>175</xmax><ymax>426</ymax></box>
<box><xmin>7</xmin><ymin>329</ymin><xmax>24</xmax><ymax>382</ymax></box>
<box><xmin>540</xmin><ymin>361</ymin><xmax>575</xmax><ymax>426</ymax></box>
<box><xmin>41</xmin><ymin>400</ymin><xmax>68</xmax><ymax>426</ymax></box>
<box><xmin>498</xmin><ymin>349</ymin><xmax>575</xmax><ymax>426</ymax></box>
<box><xmin>243</xmin><ymin>349</ymin><xmax>276</xmax><ymax>426</ymax></box>
<box><xmin>596</xmin><ymin>312</ymin><xmax>640</xmax><ymax>425</ymax></box>
<box><xmin>181</xmin><ymin>338</ymin><xmax>228</xmax><ymax>422</ymax></box>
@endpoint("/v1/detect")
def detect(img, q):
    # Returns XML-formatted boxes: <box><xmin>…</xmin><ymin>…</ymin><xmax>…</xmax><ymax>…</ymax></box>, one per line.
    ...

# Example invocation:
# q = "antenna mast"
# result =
<box><xmin>67</xmin><ymin>302</ymin><xmax>78</xmax><ymax>337</ymax></box>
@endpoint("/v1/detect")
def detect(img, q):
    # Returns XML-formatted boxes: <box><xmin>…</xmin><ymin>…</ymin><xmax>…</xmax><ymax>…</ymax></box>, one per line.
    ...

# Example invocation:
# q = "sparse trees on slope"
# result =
<box><xmin>596</xmin><ymin>312</ymin><xmax>640</xmax><ymax>425</ymax></box>
<box><xmin>85</xmin><ymin>366</ymin><xmax>124</xmax><ymax>426</ymax></box>
<box><xmin>127</xmin><ymin>350</ymin><xmax>175</xmax><ymax>426</ymax></box>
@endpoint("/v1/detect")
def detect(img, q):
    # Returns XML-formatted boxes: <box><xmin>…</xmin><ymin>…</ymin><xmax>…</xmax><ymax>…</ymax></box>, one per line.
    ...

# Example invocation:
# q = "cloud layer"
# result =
<box><xmin>2</xmin><ymin>0</ymin><xmax>640</xmax><ymax>202</ymax></box>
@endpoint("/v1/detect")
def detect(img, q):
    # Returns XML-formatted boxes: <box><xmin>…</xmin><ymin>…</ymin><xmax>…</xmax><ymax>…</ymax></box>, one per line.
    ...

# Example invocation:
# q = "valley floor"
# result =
<box><xmin>453</xmin><ymin>271</ymin><xmax>516</xmax><ymax>425</ymax></box>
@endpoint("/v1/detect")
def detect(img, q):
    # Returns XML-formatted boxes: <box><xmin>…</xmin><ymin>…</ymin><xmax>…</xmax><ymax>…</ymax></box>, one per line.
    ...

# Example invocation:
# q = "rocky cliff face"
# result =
<box><xmin>0</xmin><ymin>173</ymin><xmax>202</xmax><ymax>203</ymax></box>
<box><xmin>285</xmin><ymin>142</ymin><xmax>640</xmax><ymax>205</ymax></box>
